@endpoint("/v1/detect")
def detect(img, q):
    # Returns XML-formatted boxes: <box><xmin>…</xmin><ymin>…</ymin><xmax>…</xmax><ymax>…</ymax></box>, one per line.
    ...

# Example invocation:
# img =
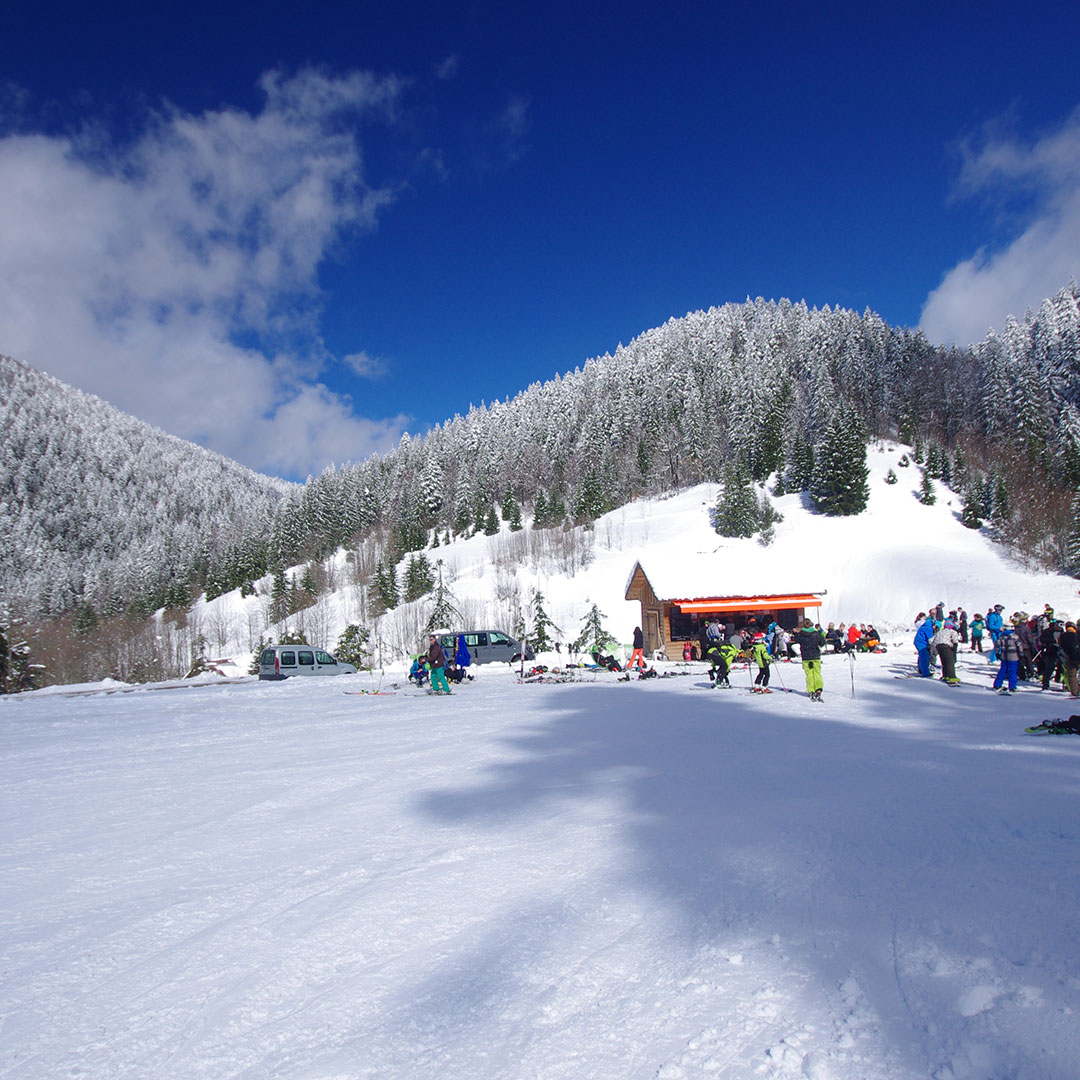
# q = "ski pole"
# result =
<box><xmin>849</xmin><ymin>652</ymin><xmax>855</xmax><ymax>699</ymax></box>
<box><xmin>774</xmin><ymin>660</ymin><xmax>788</xmax><ymax>692</ymax></box>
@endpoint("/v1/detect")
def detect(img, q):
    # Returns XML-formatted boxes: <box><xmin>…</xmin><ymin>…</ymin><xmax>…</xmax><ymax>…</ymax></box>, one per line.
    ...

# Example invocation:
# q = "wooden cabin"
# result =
<box><xmin>625</xmin><ymin>560</ymin><xmax>824</xmax><ymax>659</ymax></box>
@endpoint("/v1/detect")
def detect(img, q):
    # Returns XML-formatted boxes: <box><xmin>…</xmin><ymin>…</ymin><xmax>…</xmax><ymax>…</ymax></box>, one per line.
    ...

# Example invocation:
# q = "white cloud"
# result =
<box><xmin>0</xmin><ymin>68</ymin><xmax>411</xmax><ymax>478</ymax></box>
<box><xmin>341</xmin><ymin>350</ymin><xmax>388</xmax><ymax>378</ymax></box>
<box><xmin>920</xmin><ymin>108</ymin><xmax>1080</xmax><ymax>345</ymax></box>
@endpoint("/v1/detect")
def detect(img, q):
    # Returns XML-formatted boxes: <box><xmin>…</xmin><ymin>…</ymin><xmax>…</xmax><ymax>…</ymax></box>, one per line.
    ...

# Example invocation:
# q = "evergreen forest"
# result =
<box><xmin>3</xmin><ymin>281</ymin><xmax>1080</xmax><ymax>683</ymax></box>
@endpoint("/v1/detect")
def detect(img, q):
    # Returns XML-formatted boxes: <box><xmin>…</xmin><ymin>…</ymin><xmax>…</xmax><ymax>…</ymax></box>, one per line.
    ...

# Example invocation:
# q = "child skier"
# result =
<box><xmin>993</xmin><ymin>625</ymin><xmax>1021</xmax><ymax>694</ymax></box>
<box><xmin>706</xmin><ymin>639</ymin><xmax>738</xmax><ymax>688</ymax></box>
<box><xmin>970</xmin><ymin>614</ymin><xmax>985</xmax><ymax>653</ymax></box>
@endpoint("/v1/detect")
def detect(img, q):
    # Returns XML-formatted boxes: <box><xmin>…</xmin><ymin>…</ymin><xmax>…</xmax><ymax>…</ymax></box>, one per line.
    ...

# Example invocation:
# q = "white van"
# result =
<box><xmin>435</xmin><ymin>630</ymin><xmax>534</xmax><ymax>666</ymax></box>
<box><xmin>258</xmin><ymin>645</ymin><xmax>357</xmax><ymax>680</ymax></box>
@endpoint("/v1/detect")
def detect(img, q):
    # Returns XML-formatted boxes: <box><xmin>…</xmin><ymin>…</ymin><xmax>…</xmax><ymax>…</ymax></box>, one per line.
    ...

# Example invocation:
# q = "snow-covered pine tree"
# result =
<box><xmin>711</xmin><ymin>461</ymin><xmax>760</xmax><ymax>538</ymax></box>
<box><xmin>573</xmin><ymin>603</ymin><xmax>615</xmax><ymax>658</ymax></box>
<box><xmin>784</xmin><ymin>435</ymin><xmax>814</xmax><ymax>493</ymax></box>
<box><xmin>335</xmin><ymin>624</ymin><xmax>371</xmax><ymax>668</ymax></box>
<box><xmin>372</xmin><ymin>558</ymin><xmax>399</xmax><ymax>614</ymax></box>
<box><xmin>528</xmin><ymin>590</ymin><xmax>562</xmax><ymax>652</ymax></box>
<box><xmin>425</xmin><ymin>561</ymin><xmax>461</xmax><ymax>633</ymax></box>
<box><xmin>960</xmin><ymin>488</ymin><xmax>983</xmax><ymax>529</ymax></box>
<box><xmin>809</xmin><ymin>406</ymin><xmax>870</xmax><ymax>516</ymax></box>
<box><xmin>501</xmin><ymin>490</ymin><xmax>523</xmax><ymax>532</ymax></box>
<box><xmin>403</xmin><ymin>553</ymin><xmax>434</xmax><ymax>602</ymax></box>
<box><xmin>1065</xmin><ymin>489</ymin><xmax>1080</xmax><ymax>573</ymax></box>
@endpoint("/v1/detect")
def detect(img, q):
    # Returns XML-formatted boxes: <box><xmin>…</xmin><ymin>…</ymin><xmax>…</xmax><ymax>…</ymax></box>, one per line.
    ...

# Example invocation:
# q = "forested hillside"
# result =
<box><xmin>0</xmin><ymin>356</ymin><xmax>291</xmax><ymax>618</ymax></box>
<box><xmin>259</xmin><ymin>282</ymin><xmax>1080</xmax><ymax>582</ymax></box>
<box><xmin>4</xmin><ymin>282</ymin><xmax>1080</xmax><ymax>633</ymax></box>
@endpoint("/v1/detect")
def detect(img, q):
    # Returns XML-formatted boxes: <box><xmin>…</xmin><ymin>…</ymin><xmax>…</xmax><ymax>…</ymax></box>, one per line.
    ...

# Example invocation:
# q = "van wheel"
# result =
<box><xmin>511</xmin><ymin>653</ymin><xmax>522</xmax><ymax>663</ymax></box>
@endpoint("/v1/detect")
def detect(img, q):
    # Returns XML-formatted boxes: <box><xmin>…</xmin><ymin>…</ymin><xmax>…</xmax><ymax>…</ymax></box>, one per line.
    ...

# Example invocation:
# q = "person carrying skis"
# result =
<box><xmin>932</xmin><ymin>618</ymin><xmax>961</xmax><ymax>684</ymax></box>
<box><xmin>427</xmin><ymin>634</ymin><xmax>452</xmax><ymax>695</ymax></box>
<box><xmin>793</xmin><ymin>617</ymin><xmax>826</xmax><ymax>701</ymax></box>
<box><xmin>751</xmin><ymin>633</ymin><xmax>772</xmax><ymax>692</ymax></box>
<box><xmin>992</xmin><ymin>624</ymin><xmax>1021</xmax><ymax>694</ymax></box>
<box><xmin>913</xmin><ymin>613</ymin><xmax>936</xmax><ymax>677</ymax></box>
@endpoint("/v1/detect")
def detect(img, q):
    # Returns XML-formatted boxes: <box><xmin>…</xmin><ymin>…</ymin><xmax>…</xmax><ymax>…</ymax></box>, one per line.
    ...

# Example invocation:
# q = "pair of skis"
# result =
<box><xmin>1024</xmin><ymin>718</ymin><xmax>1080</xmax><ymax>735</ymax></box>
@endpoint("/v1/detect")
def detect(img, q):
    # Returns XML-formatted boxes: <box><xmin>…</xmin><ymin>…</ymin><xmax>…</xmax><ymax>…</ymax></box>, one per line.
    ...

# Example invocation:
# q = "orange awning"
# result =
<box><xmin>673</xmin><ymin>595</ymin><xmax>822</xmax><ymax>614</ymax></box>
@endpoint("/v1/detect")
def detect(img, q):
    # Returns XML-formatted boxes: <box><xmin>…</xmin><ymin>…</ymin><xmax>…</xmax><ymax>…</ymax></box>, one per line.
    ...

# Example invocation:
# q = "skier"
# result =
<box><xmin>970</xmin><ymin>613</ymin><xmax>985</xmax><ymax>654</ymax></box>
<box><xmin>706</xmin><ymin>639</ymin><xmax>738</xmax><ymax>688</ymax></box>
<box><xmin>913</xmin><ymin>613</ymin><xmax>936</xmax><ymax>677</ymax></box>
<box><xmin>986</xmin><ymin>605</ymin><xmax>1005</xmax><ymax>661</ymax></box>
<box><xmin>628</xmin><ymin>627</ymin><xmax>646</xmax><ymax>672</ymax></box>
<box><xmin>1014</xmin><ymin>614</ymin><xmax>1037</xmax><ymax>682</ymax></box>
<box><xmin>751</xmin><ymin>633</ymin><xmax>771</xmax><ymax>692</ymax></box>
<box><xmin>426</xmin><ymin>634</ymin><xmax>452</xmax><ymax>695</ymax></box>
<box><xmin>793</xmin><ymin>617</ymin><xmax>826</xmax><ymax>701</ymax></box>
<box><xmin>992</xmin><ymin>625</ymin><xmax>1021</xmax><ymax>694</ymax></box>
<box><xmin>932</xmin><ymin>618</ymin><xmax>961</xmax><ymax>684</ymax></box>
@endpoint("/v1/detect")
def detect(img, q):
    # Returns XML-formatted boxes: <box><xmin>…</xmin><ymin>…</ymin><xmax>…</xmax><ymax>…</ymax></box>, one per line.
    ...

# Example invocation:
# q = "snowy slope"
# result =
<box><xmin>191</xmin><ymin>441</ymin><xmax>1079</xmax><ymax>669</ymax></box>
<box><xmin>3</xmin><ymin>648</ymin><xmax>1080</xmax><ymax>1079</ymax></box>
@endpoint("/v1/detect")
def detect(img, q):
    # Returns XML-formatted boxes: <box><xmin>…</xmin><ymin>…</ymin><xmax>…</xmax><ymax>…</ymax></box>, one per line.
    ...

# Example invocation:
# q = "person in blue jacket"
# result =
<box><xmin>985</xmin><ymin>605</ymin><xmax>1005</xmax><ymax>662</ymax></box>
<box><xmin>455</xmin><ymin>633</ymin><xmax>472</xmax><ymax>671</ymax></box>
<box><xmin>914</xmin><ymin>613</ymin><xmax>936</xmax><ymax>677</ymax></box>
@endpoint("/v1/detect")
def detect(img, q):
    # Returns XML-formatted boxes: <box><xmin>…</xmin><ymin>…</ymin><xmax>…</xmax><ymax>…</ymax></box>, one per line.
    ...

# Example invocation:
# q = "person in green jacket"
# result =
<box><xmin>751</xmin><ymin>633</ymin><xmax>771</xmax><ymax>692</ymax></box>
<box><xmin>706</xmin><ymin>639</ymin><xmax>739</xmax><ymax>688</ymax></box>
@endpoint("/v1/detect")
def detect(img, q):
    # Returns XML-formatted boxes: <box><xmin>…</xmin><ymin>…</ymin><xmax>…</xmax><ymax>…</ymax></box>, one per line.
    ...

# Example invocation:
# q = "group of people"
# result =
<box><xmin>695</xmin><ymin>616</ymin><xmax>831</xmax><ymax>701</ymax></box>
<box><xmin>410</xmin><ymin>633</ymin><xmax>474</xmax><ymax>694</ymax></box>
<box><xmin>823</xmin><ymin>622</ymin><xmax>883</xmax><ymax>653</ymax></box>
<box><xmin>913</xmin><ymin>602</ymin><xmax>1080</xmax><ymax>696</ymax></box>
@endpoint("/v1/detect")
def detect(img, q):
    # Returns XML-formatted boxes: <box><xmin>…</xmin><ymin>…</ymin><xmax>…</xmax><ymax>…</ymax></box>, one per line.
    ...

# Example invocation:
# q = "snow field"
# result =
<box><xmin>3</xmin><ymin>647</ymin><xmax>1080</xmax><ymax>1079</ymax></box>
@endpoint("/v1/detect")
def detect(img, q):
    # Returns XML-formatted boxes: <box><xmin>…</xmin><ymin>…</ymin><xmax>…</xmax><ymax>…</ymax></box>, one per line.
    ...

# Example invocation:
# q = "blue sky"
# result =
<box><xmin>3</xmin><ymin>1</ymin><xmax>1079</xmax><ymax>478</ymax></box>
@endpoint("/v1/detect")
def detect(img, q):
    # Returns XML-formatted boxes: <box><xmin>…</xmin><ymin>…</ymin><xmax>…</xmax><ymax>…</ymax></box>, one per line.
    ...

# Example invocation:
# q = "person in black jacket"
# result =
<box><xmin>1038</xmin><ymin>621</ymin><xmax>1060</xmax><ymax>690</ymax></box>
<box><xmin>1060</xmin><ymin>622</ymin><xmax>1080</xmax><ymax>698</ymax></box>
<box><xmin>793</xmin><ymin>617</ymin><xmax>826</xmax><ymax>701</ymax></box>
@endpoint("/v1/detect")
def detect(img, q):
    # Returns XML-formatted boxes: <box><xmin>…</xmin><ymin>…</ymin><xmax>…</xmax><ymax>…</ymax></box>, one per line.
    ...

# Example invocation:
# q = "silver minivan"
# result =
<box><xmin>258</xmin><ymin>645</ymin><xmax>357</xmax><ymax>680</ymax></box>
<box><xmin>436</xmin><ymin>630</ymin><xmax>534</xmax><ymax>666</ymax></box>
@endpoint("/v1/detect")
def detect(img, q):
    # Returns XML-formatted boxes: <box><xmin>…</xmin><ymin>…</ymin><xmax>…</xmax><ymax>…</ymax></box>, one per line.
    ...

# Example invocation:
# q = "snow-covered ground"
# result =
<box><xmin>3</xmin><ymin>649</ymin><xmax>1080</xmax><ymax>1080</ymax></box>
<box><xmin>5</xmin><ymin>442</ymin><xmax>1080</xmax><ymax>1078</ymax></box>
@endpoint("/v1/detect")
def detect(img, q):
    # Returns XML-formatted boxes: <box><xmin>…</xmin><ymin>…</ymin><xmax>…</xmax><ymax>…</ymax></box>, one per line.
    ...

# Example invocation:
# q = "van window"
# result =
<box><xmin>489</xmin><ymin>632</ymin><xmax>510</xmax><ymax>646</ymax></box>
<box><xmin>298</xmin><ymin>650</ymin><xmax>315</xmax><ymax>667</ymax></box>
<box><xmin>280</xmin><ymin>651</ymin><xmax>296</xmax><ymax>666</ymax></box>
<box><xmin>315</xmin><ymin>651</ymin><xmax>335</xmax><ymax>665</ymax></box>
<box><xmin>260</xmin><ymin>649</ymin><xmax>276</xmax><ymax>665</ymax></box>
<box><xmin>465</xmin><ymin>633</ymin><xmax>487</xmax><ymax>647</ymax></box>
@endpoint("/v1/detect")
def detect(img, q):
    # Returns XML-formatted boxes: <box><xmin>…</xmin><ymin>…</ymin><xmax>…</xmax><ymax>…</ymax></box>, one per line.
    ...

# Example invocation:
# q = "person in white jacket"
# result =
<box><xmin>932</xmin><ymin>618</ymin><xmax>961</xmax><ymax>684</ymax></box>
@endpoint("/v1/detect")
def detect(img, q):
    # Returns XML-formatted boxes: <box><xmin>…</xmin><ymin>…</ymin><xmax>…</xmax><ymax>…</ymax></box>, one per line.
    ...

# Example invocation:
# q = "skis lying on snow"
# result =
<box><xmin>344</xmin><ymin>689</ymin><xmax>398</xmax><ymax>695</ymax></box>
<box><xmin>1024</xmin><ymin>717</ymin><xmax>1080</xmax><ymax>735</ymax></box>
